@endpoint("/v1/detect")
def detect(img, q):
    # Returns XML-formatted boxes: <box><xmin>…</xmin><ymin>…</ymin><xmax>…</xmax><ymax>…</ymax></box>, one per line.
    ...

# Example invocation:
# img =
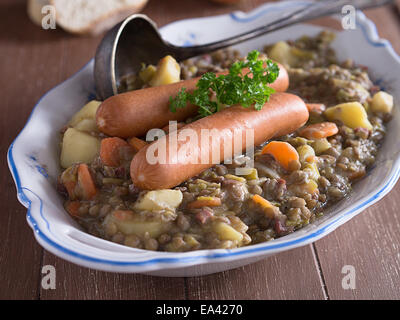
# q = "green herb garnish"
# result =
<box><xmin>169</xmin><ymin>50</ymin><xmax>280</xmax><ymax>118</ymax></box>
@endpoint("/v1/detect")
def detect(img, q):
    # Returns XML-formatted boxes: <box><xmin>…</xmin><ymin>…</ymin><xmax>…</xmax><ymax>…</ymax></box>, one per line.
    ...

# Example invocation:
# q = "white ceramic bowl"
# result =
<box><xmin>8</xmin><ymin>1</ymin><xmax>400</xmax><ymax>276</ymax></box>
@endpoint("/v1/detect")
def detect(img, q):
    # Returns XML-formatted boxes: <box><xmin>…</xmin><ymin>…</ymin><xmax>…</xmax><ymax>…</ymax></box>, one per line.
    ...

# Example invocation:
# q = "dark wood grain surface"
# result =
<box><xmin>1</xmin><ymin>0</ymin><xmax>400</xmax><ymax>300</ymax></box>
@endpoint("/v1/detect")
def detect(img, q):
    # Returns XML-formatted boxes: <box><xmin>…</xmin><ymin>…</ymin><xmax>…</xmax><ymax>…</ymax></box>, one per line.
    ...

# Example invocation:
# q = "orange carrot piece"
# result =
<box><xmin>298</xmin><ymin>122</ymin><xmax>338</xmax><ymax>140</ymax></box>
<box><xmin>113</xmin><ymin>210</ymin><xmax>134</xmax><ymax>221</ymax></box>
<box><xmin>252</xmin><ymin>194</ymin><xmax>273</xmax><ymax>208</ymax></box>
<box><xmin>306</xmin><ymin>103</ymin><xmax>326</xmax><ymax>113</ymax></box>
<box><xmin>100</xmin><ymin>137</ymin><xmax>130</xmax><ymax>167</ymax></box>
<box><xmin>65</xmin><ymin>200</ymin><xmax>81</xmax><ymax>217</ymax></box>
<box><xmin>63</xmin><ymin>180</ymin><xmax>77</xmax><ymax>200</ymax></box>
<box><xmin>187</xmin><ymin>197</ymin><xmax>222</xmax><ymax>209</ymax></box>
<box><xmin>77</xmin><ymin>164</ymin><xmax>97</xmax><ymax>200</ymax></box>
<box><xmin>261</xmin><ymin>141</ymin><xmax>299</xmax><ymax>170</ymax></box>
<box><xmin>128</xmin><ymin>137</ymin><xmax>148</xmax><ymax>152</ymax></box>
<box><xmin>251</xmin><ymin>195</ymin><xmax>277</xmax><ymax>219</ymax></box>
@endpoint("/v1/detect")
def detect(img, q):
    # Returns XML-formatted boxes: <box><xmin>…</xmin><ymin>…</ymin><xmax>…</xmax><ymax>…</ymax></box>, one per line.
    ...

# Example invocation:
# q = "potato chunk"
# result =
<box><xmin>139</xmin><ymin>65</ymin><xmax>157</xmax><ymax>83</ymax></box>
<box><xmin>73</xmin><ymin>118</ymin><xmax>98</xmax><ymax>132</ymax></box>
<box><xmin>213</xmin><ymin>222</ymin><xmax>243</xmax><ymax>242</ymax></box>
<box><xmin>312</xmin><ymin>138</ymin><xmax>331</xmax><ymax>155</ymax></box>
<box><xmin>134</xmin><ymin>189</ymin><xmax>183</xmax><ymax>212</ymax></box>
<box><xmin>303</xmin><ymin>162</ymin><xmax>320</xmax><ymax>181</ymax></box>
<box><xmin>149</xmin><ymin>55</ymin><xmax>181</xmax><ymax>87</ymax></box>
<box><xmin>60</xmin><ymin>128</ymin><xmax>100</xmax><ymax>168</ymax></box>
<box><xmin>68</xmin><ymin>100</ymin><xmax>101</xmax><ymax>127</ymax></box>
<box><xmin>371</xmin><ymin>91</ymin><xmax>394</xmax><ymax>114</ymax></box>
<box><xmin>105</xmin><ymin>210</ymin><xmax>167</xmax><ymax>238</ymax></box>
<box><xmin>324</xmin><ymin>102</ymin><xmax>372</xmax><ymax>130</ymax></box>
<box><xmin>267</xmin><ymin>41</ymin><xmax>296</xmax><ymax>67</ymax></box>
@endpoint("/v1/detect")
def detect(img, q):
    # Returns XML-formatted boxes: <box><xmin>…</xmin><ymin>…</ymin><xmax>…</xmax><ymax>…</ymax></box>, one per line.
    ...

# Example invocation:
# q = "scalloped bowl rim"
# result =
<box><xmin>7</xmin><ymin>1</ymin><xmax>400</xmax><ymax>274</ymax></box>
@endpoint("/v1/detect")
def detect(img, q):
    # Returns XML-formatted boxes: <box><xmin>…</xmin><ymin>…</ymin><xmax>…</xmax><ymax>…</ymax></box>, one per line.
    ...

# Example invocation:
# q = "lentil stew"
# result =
<box><xmin>57</xmin><ymin>31</ymin><xmax>394</xmax><ymax>252</ymax></box>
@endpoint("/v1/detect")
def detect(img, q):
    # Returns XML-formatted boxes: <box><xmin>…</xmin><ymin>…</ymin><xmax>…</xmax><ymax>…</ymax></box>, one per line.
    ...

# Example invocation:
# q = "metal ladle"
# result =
<box><xmin>94</xmin><ymin>0</ymin><xmax>393</xmax><ymax>100</ymax></box>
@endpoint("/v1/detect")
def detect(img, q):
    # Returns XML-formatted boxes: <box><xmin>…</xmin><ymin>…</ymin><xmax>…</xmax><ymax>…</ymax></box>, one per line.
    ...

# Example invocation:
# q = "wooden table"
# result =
<box><xmin>1</xmin><ymin>0</ymin><xmax>400</xmax><ymax>300</ymax></box>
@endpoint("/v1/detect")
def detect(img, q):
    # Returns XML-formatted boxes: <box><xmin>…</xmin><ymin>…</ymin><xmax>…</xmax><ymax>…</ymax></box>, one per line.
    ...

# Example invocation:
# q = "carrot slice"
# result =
<box><xmin>251</xmin><ymin>195</ymin><xmax>277</xmax><ymax>219</ymax></box>
<box><xmin>77</xmin><ymin>164</ymin><xmax>97</xmax><ymax>200</ymax></box>
<box><xmin>252</xmin><ymin>194</ymin><xmax>273</xmax><ymax>208</ymax></box>
<box><xmin>100</xmin><ymin>137</ymin><xmax>130</xmax><ymax>167</ymax></box>
<box><xmin>65</xmin><ymin>200</ymin><xmax>81</xmax><ymax>217</ymax></box>
<box><xmin>306</xmin><ymin>103</ymin><xmax>326</xmax><ymax>113</ymax></box>
<box><xmin>128</xmin><ymin>137</ymin><xmax>148</xmax><ymax>152</ymax></box>
<box><xmin>261</xmin><ymin>141</ymin><xmax>299</xmax><ymax>170</ymax></box>
<box><xmin>298</xmin><ymin>122</ymin><xmax>338</xmax><ymax>139</ymax></box>
<box><xmin>63</xmin><ymin>180</ymin><xmax>77</xmax><ymax>200</ymax></box>
<box><xmin>187</xmin><ymin>197</ymin><xmax>222</xmax><ymax>209</ymax></box>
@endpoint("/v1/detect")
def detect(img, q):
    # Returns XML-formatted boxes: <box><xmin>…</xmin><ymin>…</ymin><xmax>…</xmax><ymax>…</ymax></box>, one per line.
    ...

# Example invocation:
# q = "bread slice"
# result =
<box><xmin>49</xmin><ymin>0</ymin><xmax>148</xmax><ymax>35</ymax></box>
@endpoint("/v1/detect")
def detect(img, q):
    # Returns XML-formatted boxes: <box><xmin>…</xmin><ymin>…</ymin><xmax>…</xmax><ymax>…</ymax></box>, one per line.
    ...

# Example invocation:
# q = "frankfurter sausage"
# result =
<box><xmin>130</xmin><ymin>92</ymin><xmax>309</xmax><ymax>190</ymax></box>
<box><xmin>96</xmin><ymin>63</ymin><xmax>289</xmax><ymax>138</ymax></box>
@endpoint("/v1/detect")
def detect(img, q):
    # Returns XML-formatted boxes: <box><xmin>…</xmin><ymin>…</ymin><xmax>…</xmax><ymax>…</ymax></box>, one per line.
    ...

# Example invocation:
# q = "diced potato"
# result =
<box><xmin>213</xmin><ymin>222</ymin><xmax>243</xmax><ymax>242</ymax></box>
<box><xmin>68</xmin><ymin>100</ymin><xmax>101</xmax><ymax>127</ymax></box>
<box><xmin>73</xmin><ymin>118</ymin><xmax>98</xmax><ymax>132</ymax></box>
<box><xmin>243</xmin><ymin>168</ymin><xmax>258</xmax><ymax>180</ymax></box>
<box><xmin>304</xmin><ymin>180</ymin><xmax>319</xmax><ymax>194</ymax></box>
<box><xmin>183</xmin><ymin>235</ymin><xmax>200</xmax><ymax>248</ymax></box>
<box><xmin>149</xmin><ymin>55</ymin><xmax>181</xmax><ymax>87</ymax></box>
<box><xmin>117</xmin><ymin>220</ymin><xmax>165</xmax><ymax>238</ymax></box>
<box><xmin>303</xmin><ymin>162</ymin><xmax>320</xmax><ymax>181</ymax></box>
<box><xmin>324</xmin><ymin>102</ymin><xmax>373</xmax><ymax>130</ymax></box>
<box><xmin>267</xmin><ymin>41</ymin><xmax>297</xmax><ymax>67</ymax></box>
<box><xmin>297</xmin><ymin>145</ymin><xmax>315</xmax><ymax>164</ymax></box>
<box><xmin>289</xmin><ymin>179</ymin><xmax>319</xmax><ymax>197</ymax></box>
<box><xmin>290</xmin><ymin>47</ymin><xmax>316</xmax><ymax>60</ymax></box>
<box><xmin>134</xmin><ymin>189</ymin><xmax>183</xmax><ymax>212</ymax></box>
<box><xmin>236</xmin><ymin>168</ymin><xmax>258</xmax><ymax>180</ymax></box>
<box><xmin>224</xmin><ymin>174</ymin><xmax>246</xmax><ymax>182</ymax></box>
<box><xmin>139</xmin><ymin>64</ymin><xmax>157</xmax><ymax>83</ymax></box>
<box><xmin>370</xmin><ymin>91</ymin><xmax>394</xmax><ymax>114</ymax></box>
<box><xmin>105</xmin><ymin>211</ymin><xmax>166</xmax><ymax>238</ymax></box>
<box><xmin>60</xmin><ymin>128</ymin><xmax>100</xmax><ymax>168</ymax></box>
<box><xmin>312</xmin><ymin>138</ymin><xmax>331</xmax><ymax>155</ymax></box>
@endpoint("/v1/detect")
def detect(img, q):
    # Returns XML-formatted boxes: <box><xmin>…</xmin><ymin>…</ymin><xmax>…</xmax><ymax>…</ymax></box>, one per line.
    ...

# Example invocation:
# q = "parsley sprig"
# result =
<box><xmin>169</xmin><ymin>50</ymin><xmax>280</xmax><ymax>118</ymax></box>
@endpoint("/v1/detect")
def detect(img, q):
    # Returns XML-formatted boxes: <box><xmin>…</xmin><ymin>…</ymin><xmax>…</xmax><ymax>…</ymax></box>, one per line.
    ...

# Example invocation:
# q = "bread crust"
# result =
<box><xmin>49</xmin><ymin>0</ymin><xmax>148</xmax><ymax>35</ymax></box>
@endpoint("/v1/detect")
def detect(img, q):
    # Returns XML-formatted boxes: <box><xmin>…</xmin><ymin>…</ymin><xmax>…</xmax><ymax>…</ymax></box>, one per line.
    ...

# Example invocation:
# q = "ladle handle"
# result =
<box><xmin>171</xmin><ymin>0</ymin><xmax>393</xmax><ymax>60</ymax></box>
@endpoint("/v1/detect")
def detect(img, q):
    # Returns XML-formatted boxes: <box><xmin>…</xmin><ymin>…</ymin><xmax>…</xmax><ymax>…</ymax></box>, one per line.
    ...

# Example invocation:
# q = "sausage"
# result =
<box><xmin>130</xmin><ymin>92</ymin><xmax>309</xmax><ymax>190</ymax></box>
<box><xmin>96</xmin><ymin>63</ymin><xmax>289</xmax><ymax>138</ymax></box>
